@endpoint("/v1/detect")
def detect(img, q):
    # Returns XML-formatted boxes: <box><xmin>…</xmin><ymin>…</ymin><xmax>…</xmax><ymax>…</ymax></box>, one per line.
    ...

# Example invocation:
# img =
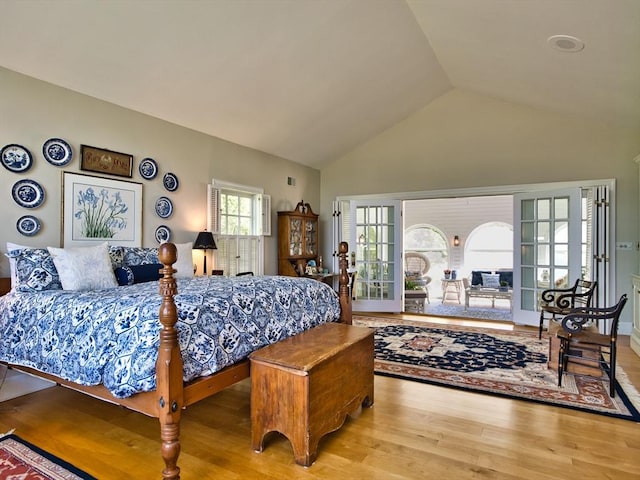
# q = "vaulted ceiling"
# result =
<box><xmin>1</xmin><ymin>1</ymin><xmax>638</xmax><ymax>168</ymax></box>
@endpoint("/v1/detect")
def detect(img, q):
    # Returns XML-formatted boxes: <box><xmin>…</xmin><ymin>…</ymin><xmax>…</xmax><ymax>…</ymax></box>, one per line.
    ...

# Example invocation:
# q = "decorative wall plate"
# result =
<box><xmin>1</xmin><ymin>144</ymin><xmax>33</xmax><ymax>173</ymax></box>
<box><xmin>42</xmin><ymin>138</ymin><xmax>73</xmax><ymax>166</ymax></box>
<box><xmin>12</xmin><ymin>179</ymin><xmax>45</xmax><ymax>208</ymax></box>
<box><xmin>155</xmin><ymin>225</ymin><xmax>171</xmax><ymax>244</ymax></box>
<box><xmin>139</xmin><ymin>157</ymin><xmax>158</xmax><ymax>180</ymax></box>
<box><xmin>155</xmin><ymin>196</ymin><xmax>173</xmax><ymax>218</ymax></box>
<box><xmin>163</xmin><ymin>172</ymin><xmax>179</xmax><ymax>191</ymax></box>
<box><xmin>16</xmin><ymin>215</ymin><xmax>41</xmax><ymax>236</ymax></box>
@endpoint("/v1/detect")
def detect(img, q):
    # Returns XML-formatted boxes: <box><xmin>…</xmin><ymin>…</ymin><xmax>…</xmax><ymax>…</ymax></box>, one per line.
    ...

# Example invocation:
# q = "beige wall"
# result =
<box><xmin>0</xmin><ymin>67</ymin><xmax>319</xmax><ymax>276</ymax></box>
<box><xmin>320</xmin><ymin>89</ymin><xmax>640</xmax><ymax>330</ymax></box>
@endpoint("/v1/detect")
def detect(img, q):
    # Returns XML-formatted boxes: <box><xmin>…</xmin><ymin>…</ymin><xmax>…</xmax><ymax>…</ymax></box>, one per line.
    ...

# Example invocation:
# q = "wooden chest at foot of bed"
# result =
<box><xmin>249</xmin><ymin>322</ymin><xmax>374</xmax><ymax>466</ymax></box>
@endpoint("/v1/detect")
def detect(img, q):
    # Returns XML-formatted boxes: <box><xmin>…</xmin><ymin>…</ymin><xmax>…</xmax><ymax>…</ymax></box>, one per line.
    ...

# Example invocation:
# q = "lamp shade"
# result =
<box><xmin>194</xmin><ymin>231</ymin><xmax>217</xmax><ymax>250</ymax></box>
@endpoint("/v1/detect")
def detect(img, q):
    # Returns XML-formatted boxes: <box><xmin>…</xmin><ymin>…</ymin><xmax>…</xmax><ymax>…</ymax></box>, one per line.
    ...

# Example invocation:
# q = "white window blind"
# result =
<box><xmin>215</xmin><ymin>235</ymin><xmax>262</xmax><ymax>276</ymax></box>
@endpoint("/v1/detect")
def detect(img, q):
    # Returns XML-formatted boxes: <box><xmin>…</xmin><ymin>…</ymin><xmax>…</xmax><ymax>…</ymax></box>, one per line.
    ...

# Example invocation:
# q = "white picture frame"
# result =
<box><xmin>62</xmin><ymin>172</ymin><xmax>142</xmax><ymax>247</ymax></box>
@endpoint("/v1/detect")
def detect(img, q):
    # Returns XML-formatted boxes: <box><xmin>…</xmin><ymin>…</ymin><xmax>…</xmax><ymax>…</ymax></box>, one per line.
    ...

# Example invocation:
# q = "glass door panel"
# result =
<box><xmin>351</xmin><ymin>200</ymin><xmax>402</xmax><ymax>312</ymax></box>
<box><xmin>513</xmin><ymin>188</ymin><xmax>581</xmax><ymax>326</ymax></box>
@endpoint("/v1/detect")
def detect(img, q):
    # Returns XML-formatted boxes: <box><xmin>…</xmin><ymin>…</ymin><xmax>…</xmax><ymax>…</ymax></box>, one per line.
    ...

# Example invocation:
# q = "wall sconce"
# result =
<box><xmin>453</xmin><ymin>235</ymin><xmax>460</xmax><ymax>247</ymax></box>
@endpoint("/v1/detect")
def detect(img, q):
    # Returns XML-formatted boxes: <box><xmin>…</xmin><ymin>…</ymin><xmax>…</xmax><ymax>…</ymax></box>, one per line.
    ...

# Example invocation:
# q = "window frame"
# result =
<box><xmin>208</xmin><ymin>179</ymin><xmax>270</xmax><ymax>276</ymax></box>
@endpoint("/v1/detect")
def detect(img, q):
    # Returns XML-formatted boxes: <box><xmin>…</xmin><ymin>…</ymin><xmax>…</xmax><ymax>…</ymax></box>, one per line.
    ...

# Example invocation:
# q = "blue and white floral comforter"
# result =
<box><xmin>0</xmin><ymin>275</ymin><xmax>340</xmax><ymax>398</ymax></box>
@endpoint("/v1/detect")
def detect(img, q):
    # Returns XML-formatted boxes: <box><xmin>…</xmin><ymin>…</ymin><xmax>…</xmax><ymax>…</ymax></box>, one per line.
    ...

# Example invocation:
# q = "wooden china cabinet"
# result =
<box><xmin>278</xmin><ymin>200</ymin><xmax>319</xmax><ymax>277</ymax></box>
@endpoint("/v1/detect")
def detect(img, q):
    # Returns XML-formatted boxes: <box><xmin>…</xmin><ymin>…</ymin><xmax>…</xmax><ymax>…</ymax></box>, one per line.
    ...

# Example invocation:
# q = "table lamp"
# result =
<box><xmin>193</xmin><ymin>231</ymin><xmax>217</xmax><ymax>275</ymax></box>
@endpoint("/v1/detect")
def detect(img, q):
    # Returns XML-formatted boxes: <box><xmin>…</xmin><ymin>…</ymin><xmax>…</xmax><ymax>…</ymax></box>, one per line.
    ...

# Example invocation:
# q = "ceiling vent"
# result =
<box><xmin>547</xmin><ymin>35</ymin><xmax>585</xmax><ymax>52</ymax></box>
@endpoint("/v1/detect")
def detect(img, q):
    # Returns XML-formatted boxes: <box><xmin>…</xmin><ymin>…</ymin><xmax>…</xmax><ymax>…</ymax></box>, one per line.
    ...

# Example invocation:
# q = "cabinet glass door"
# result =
<box><xmin>288</xmin><ymin>217</ymin><xmax>303</xmax><ymax>256</ymax></box>
<box><xmin>304</xmin><ymin>219</ymin><xmax>317</xmax><ymax>256</ymax></box>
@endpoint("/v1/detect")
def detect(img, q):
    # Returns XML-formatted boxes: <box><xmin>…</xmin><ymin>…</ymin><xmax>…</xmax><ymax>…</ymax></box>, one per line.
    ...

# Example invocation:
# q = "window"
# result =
<box><xmin>208</xmin><ymin>180</ymin><xmax>270</xmax><ymax>276</ymax></box>
<box><xmin>464</xmin><ymin>222</ymin><xmax>513</xmax><ymax>272</ymax></box>
<box><xmin>405</xmin><ymin>224</ymin><xmax>448</xmax><ymax>299</ymax></box>
<box><xmin>404</xmin><ymin>224</ymin><xmax>449</xmax><ymax>272</ymax></box>
<box><xmin>220</xmin><ymin>191</ymin><xmax>254</xmax><ymax>235</ymax></box>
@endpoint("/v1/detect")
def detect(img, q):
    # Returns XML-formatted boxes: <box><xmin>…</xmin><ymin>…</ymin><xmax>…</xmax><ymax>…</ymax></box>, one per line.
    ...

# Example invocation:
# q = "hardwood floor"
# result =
<box><xmin>1</xmin><ymin>315</ymin><xmax>639</xmax><ymax>479</ymax></box>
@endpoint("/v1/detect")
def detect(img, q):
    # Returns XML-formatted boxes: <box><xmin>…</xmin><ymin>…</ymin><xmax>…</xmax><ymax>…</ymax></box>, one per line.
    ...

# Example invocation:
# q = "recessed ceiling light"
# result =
<box><xmin>547</xmin><ymin>35</ymin><xmax>585</xmax><ymax>53</ymax></box>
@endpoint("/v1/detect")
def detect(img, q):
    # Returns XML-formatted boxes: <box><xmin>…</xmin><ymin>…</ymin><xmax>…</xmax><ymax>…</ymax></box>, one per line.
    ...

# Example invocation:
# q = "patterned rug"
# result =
<box><xmin>353</xmin><ymin>315</ymin><xmax>640</xmax><ymax>421</ymax></box>
<box><xmin>0</xmin><ymin>432</ymin><xmax>96</xmax><ymax>479</ymax></box>
<box><xmin>423</xmin><ymin>300</ymin><xmax>513</xmax><ymax>321</ymax></box>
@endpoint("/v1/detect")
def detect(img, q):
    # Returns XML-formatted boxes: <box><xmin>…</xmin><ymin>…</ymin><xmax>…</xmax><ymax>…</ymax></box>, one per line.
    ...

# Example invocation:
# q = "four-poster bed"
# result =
<box><xmin>0</xmin><ymin>241</ymin><xmax>354</xmax><ymax>479</ymax></box>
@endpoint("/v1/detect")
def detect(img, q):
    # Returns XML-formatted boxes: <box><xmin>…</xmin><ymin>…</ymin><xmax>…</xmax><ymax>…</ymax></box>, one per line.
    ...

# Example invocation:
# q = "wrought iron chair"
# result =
<box><xmin>538</xmin><ymin>279</ymin><xmax>597</xmax><ymax>339</ymax></box>
<box><xmin>556</xmin><ymin>294</ymin><xmax>627</xmax><ymax>397</ymax></box>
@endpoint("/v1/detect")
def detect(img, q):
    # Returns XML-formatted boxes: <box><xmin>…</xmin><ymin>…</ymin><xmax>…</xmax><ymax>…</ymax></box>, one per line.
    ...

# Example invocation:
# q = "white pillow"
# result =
<box><xmin>481</xmin><ymin>273</ymin><xmax>501</xmax><ymax>289</ymax></box>
<box><xmin>47</xmin><ymin>242</ymin><xmax>118</xmax><ymax>291</ymax></box>
<box><xmin>173</xmin><ymin>242</ymin><xmax>194</xmax><ymax>279</ymax></box>
<box><xmin>6</xmin><ymin>241</ymin><xmax>28</xmax><ymax>291</ymax></box>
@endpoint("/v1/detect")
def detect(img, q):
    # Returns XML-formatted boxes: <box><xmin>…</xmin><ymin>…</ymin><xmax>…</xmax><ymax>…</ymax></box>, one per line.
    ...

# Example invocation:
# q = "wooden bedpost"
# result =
<box><xmin>338</xmin><ymin>241</ymin><xmax>352</xmax><ymax>324</ymax></box>
<box><xmin>157</xmin><ymin>243</ymin><xmax>183</xmax><ymax>480</ymax></box>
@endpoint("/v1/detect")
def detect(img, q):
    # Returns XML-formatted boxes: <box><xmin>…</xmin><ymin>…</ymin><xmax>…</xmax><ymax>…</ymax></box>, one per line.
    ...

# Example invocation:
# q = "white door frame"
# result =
<box><xmin>513</xmin><ymin>188</ymin><xmax>582</xmax><ymax>327</ymax></box>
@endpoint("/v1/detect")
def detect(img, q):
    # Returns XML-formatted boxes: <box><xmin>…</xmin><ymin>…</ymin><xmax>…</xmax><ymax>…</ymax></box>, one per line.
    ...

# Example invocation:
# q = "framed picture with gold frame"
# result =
<box><xmin>80</xmin><ymin>144</ymin><xmax>133</xmax><ymax>178</ymax></box>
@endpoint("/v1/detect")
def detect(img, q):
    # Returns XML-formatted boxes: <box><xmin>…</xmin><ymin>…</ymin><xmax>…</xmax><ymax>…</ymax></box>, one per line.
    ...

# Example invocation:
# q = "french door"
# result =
<box><xmin>333</xmin><ymin>200</ymin><xmax>402</xmax><ymax>312</ymax></box>
<box><xmin>513</xmin><ymin>188</ymin><xmax>582</xmax><ymax>326</ymax></box>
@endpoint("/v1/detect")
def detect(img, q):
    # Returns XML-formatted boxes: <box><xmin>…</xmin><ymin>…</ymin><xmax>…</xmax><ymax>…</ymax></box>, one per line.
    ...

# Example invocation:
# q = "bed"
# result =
<box><xmin>0</xmin><ymin>241</ymin><xmax>353</xmax><ymax>479</ymax></box>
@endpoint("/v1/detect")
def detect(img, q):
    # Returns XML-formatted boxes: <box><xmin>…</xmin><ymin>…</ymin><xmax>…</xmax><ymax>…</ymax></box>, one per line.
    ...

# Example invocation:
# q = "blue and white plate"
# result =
<box><xmin>1</xmin><ymin>144</ymin><xmax>33</xmax><ymax>173</ymax></box>
<box><xmin>139</xmin><ymin>157</ymin><xmax>158</xmax><ymax>180</ymax></box>
<box><xmin>163</xmin><ymin>172</ymin><xmax>179</xmax><ymax>191</ymax></box>
<box><xmin>12</xmin><ymin>179</ymin><xmax>45</xmax><ymax>208</ymax></box>
<box><xmin>16</xmin><ymin>215</ymin><xmax>41</xmax><ymax>236</ymax></box>
<box><xmin>155</xmin><ymin>196</ymin><xmax>173</xmax><ymax>218</ymax></box>
<box><xmin>42</xmin><ymin>138</ymin><xmax>73</xmax><ymax>166</ymax></box>
<box><xmin>155</xmin><ymin>225</ymin><xmax>172</xmax><ymax>244</ymax></box>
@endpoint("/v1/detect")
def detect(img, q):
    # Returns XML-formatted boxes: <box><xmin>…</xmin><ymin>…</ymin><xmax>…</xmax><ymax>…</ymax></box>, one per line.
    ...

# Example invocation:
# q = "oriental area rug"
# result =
<box><xmin>353</xmin><ymin>315</ymin><xmax>640</xmax><ymax>422</ymax></box>
<box><xmin>0</xmin><ymin>432</ymin><xmax>96</xmax><ymax>479</ymax></box>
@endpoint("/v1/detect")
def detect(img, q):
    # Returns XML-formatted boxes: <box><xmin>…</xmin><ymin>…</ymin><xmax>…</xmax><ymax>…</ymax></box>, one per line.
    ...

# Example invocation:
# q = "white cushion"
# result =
<box><xmin>6</xmin><ymin>241</ymin><xmax>28</xmax><ymax>291</ymax></box>
<box><xmin>481</xmin><ymin>273</ymin><xmax>501</xmax><ymax>288</ymax></box>
<box><xmin>47</xmin><ymin>243</ymin><xmax>118</xmax><ymax>291</ymax></box>
<box><xmin>173</xmin><ymin>242</ymin><xmax>194</xmax><ymax>279</ymax></box>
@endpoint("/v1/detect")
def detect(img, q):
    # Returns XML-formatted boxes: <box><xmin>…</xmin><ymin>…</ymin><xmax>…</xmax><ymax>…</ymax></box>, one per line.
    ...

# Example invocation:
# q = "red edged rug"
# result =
<box><xmin>0</xmin><ymin>433</ymin><xmax>96</xmax><ymax>479</ymax></box>
<box><xmin>354</xmin><ymin>315</ymin><xmax>640</xmax><ymax>422</ymax></box>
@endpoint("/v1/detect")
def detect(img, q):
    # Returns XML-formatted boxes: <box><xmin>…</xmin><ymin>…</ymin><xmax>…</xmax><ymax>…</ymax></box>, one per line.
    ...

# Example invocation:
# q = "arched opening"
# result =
<box><xmin>463</xmin><ymin>222</ymin><xmax>513</xmax><ymax>276</ymax></box>
<box><xmin>405</xmin><ymin>224</ymin><xmax>449</xmax><ymax>299</ymax></box>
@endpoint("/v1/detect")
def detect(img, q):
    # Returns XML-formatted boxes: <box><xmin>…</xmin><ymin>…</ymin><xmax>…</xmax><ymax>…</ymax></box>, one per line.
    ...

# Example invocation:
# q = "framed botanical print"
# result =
<box><xmin>62</xmin><ymin>172</ymin><xmax>142</xmax><ymax>247</ymax></box>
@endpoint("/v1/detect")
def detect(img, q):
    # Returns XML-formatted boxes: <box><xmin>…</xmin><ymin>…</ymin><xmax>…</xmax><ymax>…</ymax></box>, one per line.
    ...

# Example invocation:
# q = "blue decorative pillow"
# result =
<box><xmin>7</xmin><ymin>248</ymin><xmax>62</xmax><ymax>292</ymax></box>
<box><xmin>121</xmin><ymin>247</ymin><xmax>159</xmax><ymax>266</ymax></box>
<box><xmin>114</xmin><ymin>263</ymin><xmax>163</xmax><ymax>286</ymax></box>
<box><xmin>108</xmin><ymin>245</ymin><xmax>125</xmax><ymax>269</ymax></box>
<box><xmin>498</xmin><ymin>271</ymin><xmax>513</xmax><ymax>288</ymax></box>
<box><xmin>471</xmin><ymin>270</ymin><xmax>491</xmax><ymax>286</ymax></box>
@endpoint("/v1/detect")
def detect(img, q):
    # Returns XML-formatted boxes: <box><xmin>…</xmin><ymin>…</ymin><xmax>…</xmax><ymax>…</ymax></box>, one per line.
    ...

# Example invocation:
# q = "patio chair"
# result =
<box><xmin>404</xmin><ymin>252</ymin><xmax>432</xmax><ymax>304</ymax></box>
